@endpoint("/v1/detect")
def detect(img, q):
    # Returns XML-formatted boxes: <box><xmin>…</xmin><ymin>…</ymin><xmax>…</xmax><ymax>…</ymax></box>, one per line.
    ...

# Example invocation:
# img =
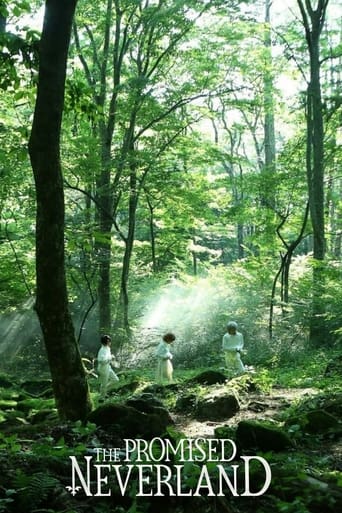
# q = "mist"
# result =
<box><xmin>0</xmin><ymin>298</ymin><xmax>41</xmax><ymax>360</ymax></box>
<box><xmin>132</xmin><ymin>274</ymin><xmax>243</xmax><ymax>367</ymax></box>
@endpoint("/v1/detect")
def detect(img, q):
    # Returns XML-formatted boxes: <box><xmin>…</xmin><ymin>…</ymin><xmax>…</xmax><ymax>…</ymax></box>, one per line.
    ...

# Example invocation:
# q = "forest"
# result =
<box><xmin>0</xmin><ymin>0</ymin><xmax>341</xmax><ymax>512</ymax></box>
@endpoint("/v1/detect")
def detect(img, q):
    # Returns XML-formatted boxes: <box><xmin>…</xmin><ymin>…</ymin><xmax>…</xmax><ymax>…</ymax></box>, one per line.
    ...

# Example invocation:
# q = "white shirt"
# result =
<box><xmin>97</xmin><ymin>345</ymin><xmax>112</xmax><ymax>366</ymax></box>
<box><xmin>222</xmin><ymin>332</ymin><xmax>244</xmax><ymax>352</ymax></box>
<box><xmin>156</xmin><ymin>340</ymin><xmax>173</xmax><ymax>360</ymax></box>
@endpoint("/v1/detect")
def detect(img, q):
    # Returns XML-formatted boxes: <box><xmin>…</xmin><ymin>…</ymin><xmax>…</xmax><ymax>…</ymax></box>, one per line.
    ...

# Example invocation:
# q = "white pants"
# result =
<box><xmin>224</xmin><ymin>350</ymin><xmax>245</xmax><ymax>375</ymax></box>
<box><xmin>98</xmin><ymin>364</ymin><xmax>119</xmax><ymax>397</ymax></box>
<box><xmin>156</xmin><ymin>358</ymin><xmax>173</xmax><ymax>383</ymax></box>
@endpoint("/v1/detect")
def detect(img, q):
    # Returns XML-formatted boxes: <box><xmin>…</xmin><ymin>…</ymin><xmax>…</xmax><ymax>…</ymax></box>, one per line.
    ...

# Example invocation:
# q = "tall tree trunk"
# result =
<box><xmin>28</xmin><ymin>0</ymin><xmax>92</xmax><ymax>421</ymax></box>
<box><xmin>297</xmin><ymin>0</ymin><xmax>328</xmax><ymax>345</ymax></box>
<box><xmin>113</xmin><ymin>165</ymin><xmax>138</xmax><ymax>344</ymax></box>
<box><xmin>96</xmin><ymin>122</ymin><xmax>114</xmax><ymax>333</ymax></box>
<box><xmin>263</xmin><ymin>0</ymin><xmax>276</xmax><ymax>179</ymax></box>
<box><xmin>73</xmin><ymin>0</ymin><xmax>126</xmax><ymax>334</ymax></box>
<box><xmin>147</xmin><ymin>196</ymin><xmax>157</xmax><ymax>273</ymax></box>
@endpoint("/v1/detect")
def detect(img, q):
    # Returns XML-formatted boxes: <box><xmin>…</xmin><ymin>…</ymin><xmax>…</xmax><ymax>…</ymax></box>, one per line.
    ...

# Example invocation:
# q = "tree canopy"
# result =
<box><xmin>0</xmin><ymin>0</ymin><xmax>341</xmax><ymax>415</ymax></box>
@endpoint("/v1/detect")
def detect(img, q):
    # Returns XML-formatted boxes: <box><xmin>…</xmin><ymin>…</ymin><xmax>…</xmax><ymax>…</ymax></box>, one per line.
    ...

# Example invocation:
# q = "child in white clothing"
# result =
<box><xmin>97</xmin><ymin>335</ymin><xmax>119</xmax><ymax>397</ymax></box>
<box><xmin>155</xmin><ymin>332</ymin><xmax>176</xmax><ymax>383</ymax></box>
<box><xmin>222</xmin><ymin>321</ymin><xmax>245</xmax><ymax>376</ymax></box>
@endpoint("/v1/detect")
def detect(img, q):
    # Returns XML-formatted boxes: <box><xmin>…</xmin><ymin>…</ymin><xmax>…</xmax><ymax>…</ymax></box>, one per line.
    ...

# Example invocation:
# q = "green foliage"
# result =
<box><xmin>13</xmin><ymin>470</ymin><xmax>60</xmax><ymax>512</ymax></box>
<box><xmin>0</xmin><ymin>432</ymin><xmax>21</xmax><ymax>453</ymax></box>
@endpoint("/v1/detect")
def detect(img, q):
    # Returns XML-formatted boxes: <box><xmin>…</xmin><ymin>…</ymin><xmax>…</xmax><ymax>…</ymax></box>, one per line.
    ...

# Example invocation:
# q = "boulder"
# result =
<box><xmin>285</xmin><ymin>394</ymin><xmax>342</xmax><ymax>436</ymax></box>
<box><xmin>113</xmin><ymin>380</ymin><xmax>141</xmax><ymax>394</ymax></box>
<box><xmin>214</xmin><ymin>425</ymin><xmax>235</xmax><ymax>440</ymax></box>
<box><xmin>236</xmin><ymin>420</ymin><xmax>293</xmax><ymax>452</ymax></box>
<box><xmin>125</xmin><ymin>396</ymin><xmax>174</xmax><ymax>425</ymax></box>
<box><xmin>175</xmin><ymin>394</ymin><xmax>197</xmax><ymax>413</ymax></box>
<box><xmin>125</xmin><ymin>393</ymin><xmax>164</xmax><ymax>413</ymax></box>
<box><xmin>187</xmin><ymin>370</ymin><xmax>227</xmax><ymax>385</ymax></box>
<box><xmin>88</xmin><ymin>403</ymin><xmax>173</xmax><ymax>438</ymax></box>
<box><xmin>305</xmin><ymin>410</ymin><xmax>340</xmax><ymax>434</ymax></box>
<box><xmin>141</xmin><ymin>383</ymin><xmax>180</xmax><ymax>395</ymax></box>
<box><xmin>195</xmin><ymin>394</ymin><xmax>240</xmax><ymax>421</ymax></box>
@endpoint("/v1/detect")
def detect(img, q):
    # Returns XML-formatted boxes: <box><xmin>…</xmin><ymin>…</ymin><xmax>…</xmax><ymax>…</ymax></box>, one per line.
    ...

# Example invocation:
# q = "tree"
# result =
<box><xmin>28</xmin><ymin>0</ymin><xmax>92</xmax><ymax>421</ymax></box>
<box><xmin>72</xmin><ymin>0</ymin><xmax>229</xmax><ymax>339</ymax></box>
<box><xmin>297</xmin><ymin>0</ymin><xmax>329</xmax><ymax>344</ymax></box>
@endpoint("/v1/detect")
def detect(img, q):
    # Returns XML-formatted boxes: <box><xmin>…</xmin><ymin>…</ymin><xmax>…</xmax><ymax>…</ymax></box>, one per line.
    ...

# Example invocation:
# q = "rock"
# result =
<box><xmin>125</xmin><ymin>394</ymin><xmax>164</xmax><ymax>413</ymax></box>
<box><xmin>316</xmin><ymin>394</ymin><xmax>342</xmax><ymax>418</ymax></box>
<box><xmin>141</xmin><ymin>383</ymin><xmax>180</xmax><ymax>395</ymax></box>
<box><xmin>236</xmin><ymin>420</ymin><xmax>293</xmax><ymax>452</ymax></box>
<box><xmin>187</xmin><ymin>370</ymin><xmax>227</xmax><ymax>385</ymax></box>
<box><xmin>125</xmin><ymin>396</ymin><xmax>174</xmax><ymax>425</ymax></box>
<box><xmin>285</xmin><ymin>396</ymin><xmax>342</xmax><ymax>436</ymax></box>
<box><xmin>247</xmin><ymin>401</ymin><xmax>269</xmax><ymax>412</ymax></box>
<box><xmin>324</xmin><ymin>354</ymin><xmax>342</xmax><ymax>376</ymax></box>
<box><xmin>214</xmin><ymin>425</ymin><xmax>236</xmax><ymax>440</ymax></box>
<box><xmin>88</xmin><ymin>403</ymin><xmax>173</xmax><ymax>438</ymax></box>
<box><xmin>305</xmin><ymin>410</ymin><xmax>340</xmax><ymax>434</ymax></box>
<box><xmin>175</xmin><ymin>394</ymin><xmax>197</xmax><ymax>413</ymax></box>
<box><xmin>195</xmin><ymin>394</ymin><xmax>240</xmax><ymax>421</ymax></box>
<box><xmin>138</xmin><ymin>393</ymin><xmax>165</xmax><ymax>407</ymax></box>
<box><xmin>114</xmin><ymin>380</ymin><xmax>141</xmax><ymax>394</ymax></box>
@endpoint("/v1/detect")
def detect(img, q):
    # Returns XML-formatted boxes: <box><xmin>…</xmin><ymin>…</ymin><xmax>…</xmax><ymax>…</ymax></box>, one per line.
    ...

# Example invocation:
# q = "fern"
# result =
<box><xmin>13</xmin><ymin>470</ymin><xmax>59</xmax><ymax>510</ymax></box>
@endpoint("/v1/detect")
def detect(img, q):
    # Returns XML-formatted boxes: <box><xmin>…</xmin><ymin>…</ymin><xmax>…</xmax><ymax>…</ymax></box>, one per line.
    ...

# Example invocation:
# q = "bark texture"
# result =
<box><xmin>28</xmin><ymin>0</ymin><xmax>92</xmax><ymax>420</ymax></box>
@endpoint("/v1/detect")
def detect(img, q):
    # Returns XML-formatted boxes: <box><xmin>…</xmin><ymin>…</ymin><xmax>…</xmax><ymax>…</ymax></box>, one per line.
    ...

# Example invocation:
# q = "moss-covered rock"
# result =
<box><xmin>125</xmin><ymin>396</ymin><xmax>174</xmax><ymax>425</ymax></box>
<box><xmin>187</xmin><ymin>370</ymin><xmax>227</xmax><ymax>385</ymax></box>
<box><xmin>88</xmin><ymin>403</ymin><xmax>173</xmax><ymax>438</ymax></box>
<box><xmin>236</xmin><ymin>420</ymin><xmax>293</xmax><ymax>452</ymax></box>
<box><xmin>125</xmin><ymin>393</ymin><xmax>164</xmax><ymax>413</ymax></box>
<box><xmin>175</xmin><ymin>393</ymin><xmax>197</xmax><ymax>413</ymax></box>
<box><xmin>112</xmin><ymin>380</ymin><xmax>141</xmax><ymax>394</ymax></box>
<box><xmin>288</xmin><ymin>409</ymin><xmax>341</xmax><ymax>435</ymax></box>
<box><xmin>214</xmin><ymin>424</ymin><xmax>236</xmax><ymax>440</ymax></box>
<box><xmin>195</xmin><ymin>394</ymin><xmax>240</xmax><ymax>421</ymax></box>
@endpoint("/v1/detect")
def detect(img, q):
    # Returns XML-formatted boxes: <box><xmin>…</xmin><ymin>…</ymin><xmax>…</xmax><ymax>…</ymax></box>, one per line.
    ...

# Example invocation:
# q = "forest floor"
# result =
<box><xmin>0</xmin><ymin>355</ymin><xmax>341</xmax><ymax>513</ymax></box>
<box><xmin>175</xmin><ymin>385</ymin><xmax>319</xmax><ymax>437</ymax></box>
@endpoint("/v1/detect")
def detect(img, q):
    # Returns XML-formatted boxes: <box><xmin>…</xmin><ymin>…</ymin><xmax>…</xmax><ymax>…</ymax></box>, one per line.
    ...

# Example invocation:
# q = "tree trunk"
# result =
<box><xmin>28</xmin><ymin>0</ymin><xmax>92</xmax><ymax>421</ymax></box>
<box><xmin>96</xmin><ymin>122</ymin><xmax>114</xmax><ymax>333</ymax></box>
<box><xmin>113</xmin><ymin>166</ymin><xmax>138</xmax><ymax>344</ymax></box>
<box><xmin>263</xmin><ymin>0</ymin><xmax>276</xmax><ymax>179</ymax></box>
<box><xmin>147</xmin><ymin>196</ymin><xmax>157</xmax><ymax>273</ymax></box>
<box><xmin>297</xmin><ymin>0</ymin><xmax>328</xmax><ymax>345</ymax></box>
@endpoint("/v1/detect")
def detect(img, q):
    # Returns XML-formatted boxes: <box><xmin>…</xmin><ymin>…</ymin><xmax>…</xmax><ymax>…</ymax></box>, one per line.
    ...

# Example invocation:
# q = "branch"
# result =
<box><xmin>5</xmin><ymin>219</ymin><xmax>33</xmax><ymax>297</ymax></box>
<box><xmin>72</xmin><ymin>22</ymin><xmax>96</xmax><ymax>90</ymax></box>
<box><xmin>273</xmin><ymin>28</ymin><xmax>307</xmax><ymax>82</ymax></box>
<box><xmin>63</xmin><ymin>178</ymin><xmax>127</xmax><ymax>242</ymax></box>
<box><xmin>134</xmin><ymin>91</ymin><xmax>215</xmax><ymax>140</ymax></box>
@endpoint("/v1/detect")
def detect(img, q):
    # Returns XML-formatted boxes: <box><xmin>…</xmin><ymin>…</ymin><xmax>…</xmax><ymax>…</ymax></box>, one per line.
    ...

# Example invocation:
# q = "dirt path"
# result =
<box><xmin>174</xmin><ymin>386</ymin><xmax>319</xmax><ymax>437</ymax></box>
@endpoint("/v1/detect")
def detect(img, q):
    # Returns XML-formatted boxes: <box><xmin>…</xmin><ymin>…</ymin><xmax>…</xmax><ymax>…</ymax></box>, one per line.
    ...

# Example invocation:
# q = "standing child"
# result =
<box><xmin>222</xmin><ymin>321</ymin><xmax>245</xmax><ymax>376</ymax></box>
<box><xmin>97</xmin><ymin>334</ymin><xmax>119</xmax><ymax>398</ymax></box>
<box><xmin>156</xmin><ymin>332</ymin><xmax>176</xmax><ymax>383</ymax></box>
